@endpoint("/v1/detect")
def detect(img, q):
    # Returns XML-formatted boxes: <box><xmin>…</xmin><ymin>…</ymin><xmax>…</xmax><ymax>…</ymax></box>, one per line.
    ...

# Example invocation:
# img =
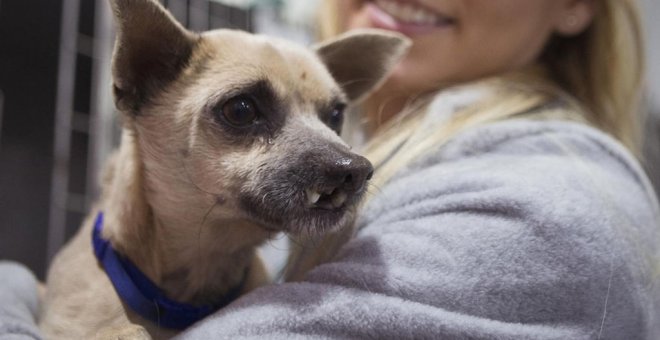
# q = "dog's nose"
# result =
<box><xmin>325</xmin><ymin>154</ymin><xmax>373</xmax><ymax>193</ymax></box>
<box><xmin>303</xmin><ymin>146</ymin><xmax>373</xmax><ymax>210</ymax></box>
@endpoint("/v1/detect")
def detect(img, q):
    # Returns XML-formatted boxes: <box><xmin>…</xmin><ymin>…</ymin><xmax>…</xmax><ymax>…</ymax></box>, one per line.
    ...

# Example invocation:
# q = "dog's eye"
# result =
<box><xmin>221</xmin><ymin>96</ymin><xmax>258</xmax><ymax>127</ymax></box>
<box><xmin>327</xmin><ymin>103</ymin><xmax>345</xmax><ymax>134</ymax></box>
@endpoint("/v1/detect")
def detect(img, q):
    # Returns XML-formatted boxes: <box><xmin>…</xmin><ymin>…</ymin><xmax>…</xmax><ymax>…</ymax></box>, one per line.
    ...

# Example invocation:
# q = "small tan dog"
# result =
<box><xmin>38</xmin><ymin>0</ymin><xmax>409</xmax><ymax>338</ymax></box>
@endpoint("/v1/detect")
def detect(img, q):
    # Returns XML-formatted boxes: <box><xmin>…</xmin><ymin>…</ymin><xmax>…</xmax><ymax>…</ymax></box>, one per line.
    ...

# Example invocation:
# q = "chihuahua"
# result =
<box><xmin>39</xmin><ymin>0</ymin><xmax>409</xmax><ymax>338</ymax></box>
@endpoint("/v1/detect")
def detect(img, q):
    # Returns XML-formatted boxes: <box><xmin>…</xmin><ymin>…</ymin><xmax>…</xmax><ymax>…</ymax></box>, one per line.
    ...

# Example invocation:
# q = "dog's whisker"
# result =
<box><xmin>337</xmin><ymin>77</ymin><xmax>379</xmax><ymax>90</ymax></box>
<box><xmin>271</xmin><ymin>240</ymin><xmax>288</xmax><ymax>251</ymax></box>
<box><xmin>199</xmin><ymin>200</ymin><xmax>218</xmax><ymax>229</ymax></box>
<box><xmin>285</xmin><ymin>233</ymin><xmax>308</xmax><ymax>249</ymax></box>
<box><xmin>366</xmin><ymin>182</ymin><xmax>385</xmax><ymax>196</ymax></box>
<box><xmin>179</xmin><ymin>155</ymin><xmax>223</xmax><ymax>197</ymax></box>
<box><xmin>197</xmin><ymin>200</ymin><xmax>220</xmax><ymax>272</ymax></box>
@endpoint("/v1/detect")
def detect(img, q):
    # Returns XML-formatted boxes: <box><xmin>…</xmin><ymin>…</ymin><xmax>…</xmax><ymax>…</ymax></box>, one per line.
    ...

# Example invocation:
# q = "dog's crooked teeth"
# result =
<box><xmin>331</xmin><ymin>191</ymin><xmax>347</xmax><ymax>208</ymax></box>
<box><xmin>306</xmin><ymin>189</ymin><xmax>321</xmax><ymax>205</ymax></box>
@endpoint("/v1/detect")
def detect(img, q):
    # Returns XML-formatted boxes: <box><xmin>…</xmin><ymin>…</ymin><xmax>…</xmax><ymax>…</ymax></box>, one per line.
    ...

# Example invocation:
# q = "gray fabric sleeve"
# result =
<box><xmin>179</xmin><ymin>120</ymin><xmax>660</xmax><ymax>339</ymax></box>
<box><xmin>0</xmin><ymin>262</ymin><xmax>43</xmax><ymax>340</ymax></box>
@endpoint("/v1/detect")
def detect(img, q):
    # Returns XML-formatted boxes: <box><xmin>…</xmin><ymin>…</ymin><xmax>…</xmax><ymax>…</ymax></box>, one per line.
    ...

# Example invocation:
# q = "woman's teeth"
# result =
<box><xmin>374</xmin><ymin>0</ymin><xmax>445</xmax><ymax>25</ymax></box>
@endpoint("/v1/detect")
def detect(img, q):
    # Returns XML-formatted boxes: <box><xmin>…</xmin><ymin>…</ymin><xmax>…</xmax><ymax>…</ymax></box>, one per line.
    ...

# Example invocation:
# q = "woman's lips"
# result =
<box><xmin>365</xmin><ymin>0</ymin><xmax>455</xmax><ymax>36</ymax></box>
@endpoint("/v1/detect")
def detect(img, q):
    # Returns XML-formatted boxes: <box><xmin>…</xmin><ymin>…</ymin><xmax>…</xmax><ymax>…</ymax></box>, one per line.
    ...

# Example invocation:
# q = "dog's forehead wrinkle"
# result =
<box><xmin>201</xmin><ymin>31</ymin><xmax>289</xmax><ymax>72</ymax></box>
<box><xmin>201</xmin><ymin>30</ymin><xmax>340</xmax><ymax>103</ymax></box>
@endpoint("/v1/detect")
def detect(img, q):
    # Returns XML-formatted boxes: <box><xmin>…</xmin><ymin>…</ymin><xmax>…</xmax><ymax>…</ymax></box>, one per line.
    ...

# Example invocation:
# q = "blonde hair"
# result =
<box><xmin>542</xmin><ymin>0</ymin><xmax>646</xmax><ymax>152</ymax></box>
<box><xmin>284</xmin><ymin>0</ymin><xmax>648</xmax><ymax>281</ymax></box>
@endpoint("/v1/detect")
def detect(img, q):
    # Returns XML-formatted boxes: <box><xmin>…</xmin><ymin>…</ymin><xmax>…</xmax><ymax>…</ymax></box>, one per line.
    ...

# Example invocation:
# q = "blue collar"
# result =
<box><xmin>91</xmin><ymin>212</ymin><xmax>243</xmax><ymax>330</ymax></box>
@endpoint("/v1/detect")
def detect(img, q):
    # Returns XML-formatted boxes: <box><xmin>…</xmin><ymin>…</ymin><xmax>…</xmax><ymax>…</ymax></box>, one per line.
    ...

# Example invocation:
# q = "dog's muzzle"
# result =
<box><xmin>239</xmin><ymin>143</ymin><xmax>374</xmax><ymax>232</ymax></box>
<box><xmin>303</xmin><ymin>146</ymin><xmax>373</xmax><ymax>211</ymax></box>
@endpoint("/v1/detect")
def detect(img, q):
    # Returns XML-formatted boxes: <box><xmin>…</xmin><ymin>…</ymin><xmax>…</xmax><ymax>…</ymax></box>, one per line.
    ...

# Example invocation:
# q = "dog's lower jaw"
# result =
<box><xmin>239</xmin><ymin>187</ymin><xmax>362</xmax><ymax>237</ymax></box>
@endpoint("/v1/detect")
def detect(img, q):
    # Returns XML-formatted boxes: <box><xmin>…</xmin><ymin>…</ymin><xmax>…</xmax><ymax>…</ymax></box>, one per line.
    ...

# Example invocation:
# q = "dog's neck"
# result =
<box><xmin>100</xmin><ymin>130</ymin><xmax>269</xmax><ymax>305</ymax></box>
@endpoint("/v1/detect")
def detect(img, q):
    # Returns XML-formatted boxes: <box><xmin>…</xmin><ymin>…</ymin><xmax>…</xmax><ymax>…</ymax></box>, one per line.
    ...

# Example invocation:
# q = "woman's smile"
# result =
<box><xmin>366</xmin><ymin>0</ymin><xmax>456</xmax><ymax>35</ymax></box>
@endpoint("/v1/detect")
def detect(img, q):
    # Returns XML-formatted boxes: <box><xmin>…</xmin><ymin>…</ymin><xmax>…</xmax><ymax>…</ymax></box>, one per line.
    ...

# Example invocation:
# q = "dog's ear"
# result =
<box><xmin>314</xmin><ymin>29</ymin><xmax>411</xmax><ymax>103</ymax></box>
<box><xmin>109</xmin><ymin>0</ymin><xmax>198</xmax><ymax>112</ymax></box>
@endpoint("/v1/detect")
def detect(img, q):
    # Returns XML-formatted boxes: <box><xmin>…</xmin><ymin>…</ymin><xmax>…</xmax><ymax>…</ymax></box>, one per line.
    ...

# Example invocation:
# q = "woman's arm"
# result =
<box><xmin>180</xmin><ymin>120</ymin><xmax>660</xmax><ymax>339</ymax></box>
<box><xmin>0</xmin><ymin>261</ymin><xmax>43</xmax><ymax>339</ymax></box>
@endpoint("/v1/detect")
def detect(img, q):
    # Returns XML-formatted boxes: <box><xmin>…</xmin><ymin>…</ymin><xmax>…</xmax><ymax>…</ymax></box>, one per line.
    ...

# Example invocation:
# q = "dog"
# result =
<box><xmin>38</xmin><ymin>0</ymin><xmax>409</xmax><ymax>338</ymax></box>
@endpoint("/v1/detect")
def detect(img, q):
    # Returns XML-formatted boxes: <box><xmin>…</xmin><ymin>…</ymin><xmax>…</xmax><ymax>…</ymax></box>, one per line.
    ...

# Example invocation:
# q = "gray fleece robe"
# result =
<box><xmin>1</xmin><ymin>99</ymin><xmax>659</xmax><ymax>339</ymax></box>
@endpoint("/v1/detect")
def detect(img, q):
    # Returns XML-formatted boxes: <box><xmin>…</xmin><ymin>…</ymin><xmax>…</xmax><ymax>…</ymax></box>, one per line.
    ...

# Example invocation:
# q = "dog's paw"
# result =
<box><xmin>94</xmin><ymin>325</ymin><xmax>152</xmax><ymax>340</ymax></box>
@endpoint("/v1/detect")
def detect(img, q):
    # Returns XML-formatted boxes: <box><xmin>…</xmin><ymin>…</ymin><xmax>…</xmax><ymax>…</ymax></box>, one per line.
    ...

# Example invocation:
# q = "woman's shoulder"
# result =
<box><xmin>377</xmin><ymin>118</ymin><xmax>658</xmax><ymax>219</ymax></box>
<box><xmin>426</xmin><ymin>117</ymin><xmax>647</xmax><ymax>175</ymax></box>
<box><xmin>365</xmin><ymin>117</ymin><xmax>659</xmax><ymax>239</ymax></box>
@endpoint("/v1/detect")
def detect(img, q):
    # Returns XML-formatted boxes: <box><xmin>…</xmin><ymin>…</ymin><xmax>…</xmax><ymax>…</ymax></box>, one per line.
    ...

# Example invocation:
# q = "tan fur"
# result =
<box><xmin>39</xmin><ymin>1</ymin><xmax>409</xmax><ymax>338</ymax></box>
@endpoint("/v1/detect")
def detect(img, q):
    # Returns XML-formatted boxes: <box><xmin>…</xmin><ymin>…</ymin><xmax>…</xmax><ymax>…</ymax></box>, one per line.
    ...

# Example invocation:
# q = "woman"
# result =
<box><xmin>2</xmin><ymin>0</ymin><xmax>659</xmax><ymax>338</ymax></box>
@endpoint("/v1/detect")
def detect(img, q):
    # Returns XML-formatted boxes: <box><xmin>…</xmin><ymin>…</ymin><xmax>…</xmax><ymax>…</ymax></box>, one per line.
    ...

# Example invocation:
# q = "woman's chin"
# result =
<box><xmin>378</xmin><ymin>62</ymin><xmax>448</xmax><ymax>99</ymax></box>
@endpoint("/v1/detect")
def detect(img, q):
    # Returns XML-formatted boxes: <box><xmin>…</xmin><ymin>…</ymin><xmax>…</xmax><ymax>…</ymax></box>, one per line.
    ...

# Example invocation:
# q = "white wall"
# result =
<box><xmin>643</xmin><ymin>0</ymin><xmax>660</xmax><ymax>110</ymax></box>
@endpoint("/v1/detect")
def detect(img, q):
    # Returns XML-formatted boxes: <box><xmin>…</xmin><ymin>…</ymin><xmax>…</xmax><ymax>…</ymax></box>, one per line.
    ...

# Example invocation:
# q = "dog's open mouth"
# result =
<box><xmin>305</xmin><ymin>187</ymin><xmax>348</xmax><ymax>210</ymax></box>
